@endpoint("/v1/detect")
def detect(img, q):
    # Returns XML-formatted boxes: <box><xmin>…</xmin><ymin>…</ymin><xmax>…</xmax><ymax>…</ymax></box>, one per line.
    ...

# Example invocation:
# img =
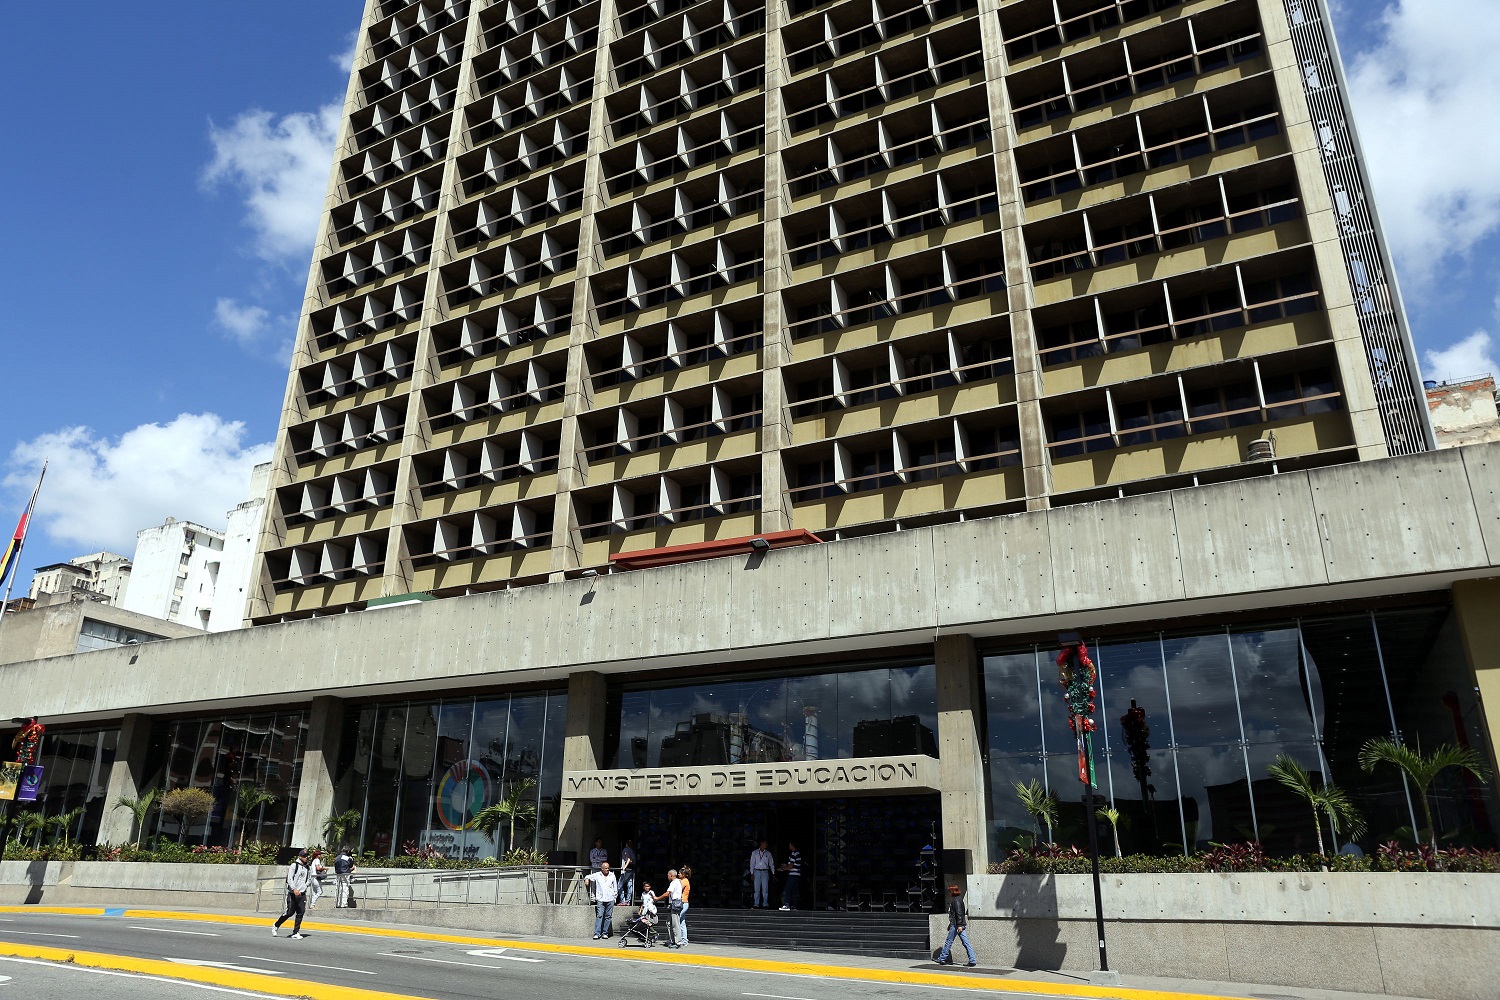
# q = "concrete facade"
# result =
<box><xmin>0</xmin><ymin>599</ymin><xmax>200</xmax><ymax>666</ymax></box>
<box><xmin>1428</xmin><ymin>374</ymin><xmax>1500</xmax><ymax>450</ymax></box>
<box><xmin>208</xmin><ymin>462</ymin><xmax>272</xmax><ymax>632</ymax></box>
<box><xmin>27</xmin><ymin>551</ymin><xmax>133</xmax><ymax>606</ymax></box>
<box><xmin>122</xmin><ymin>519</ymin><xmax>224</xmax><ymax>629</ymax></box>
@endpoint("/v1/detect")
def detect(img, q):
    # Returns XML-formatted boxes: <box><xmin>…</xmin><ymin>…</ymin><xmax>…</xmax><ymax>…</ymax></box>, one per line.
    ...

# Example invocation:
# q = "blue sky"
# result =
<box><xmin>2</xmin><ymin>0</ymin><xmax>1498</xmax><ymax>581</ymax></box>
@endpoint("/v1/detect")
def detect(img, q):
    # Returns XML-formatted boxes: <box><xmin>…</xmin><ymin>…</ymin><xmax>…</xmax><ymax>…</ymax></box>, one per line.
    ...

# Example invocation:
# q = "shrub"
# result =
<box><xmin>987</xmin><ymin>842</ymin><xmax>1500</xmax><ymax>875</ymax></box>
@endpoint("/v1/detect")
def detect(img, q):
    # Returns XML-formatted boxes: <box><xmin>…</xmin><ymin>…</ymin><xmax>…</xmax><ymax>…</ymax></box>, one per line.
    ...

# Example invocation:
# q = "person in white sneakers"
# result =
<box><xmin>306</xmin><ymin>848</ymin><xmax>328</xmax><ymax>909</ymax></box>
<box><xmin>271</xmin><ymin>849</ymin><xmax>312</xmax><ymax>939</ymax></box>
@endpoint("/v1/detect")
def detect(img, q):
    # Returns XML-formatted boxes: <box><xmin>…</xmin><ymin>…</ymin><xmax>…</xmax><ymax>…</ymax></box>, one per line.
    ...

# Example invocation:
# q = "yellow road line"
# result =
<box><xmin>0</xmin><ymin>940</ymin><xmax>431</xmax><ymax>1000</ymax></box>
<box><xmin>0</xmin><ymin>906</ymin><xmax>1251</xmax><ymax>1000</ymax></box>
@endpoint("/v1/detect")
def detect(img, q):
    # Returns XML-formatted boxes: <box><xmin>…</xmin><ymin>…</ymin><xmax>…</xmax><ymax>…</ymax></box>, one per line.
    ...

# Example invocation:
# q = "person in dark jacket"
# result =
<box><xmin>936</xmin><ymin>884</ymin><xmax>978</xmax><ymax>967</ymax></box>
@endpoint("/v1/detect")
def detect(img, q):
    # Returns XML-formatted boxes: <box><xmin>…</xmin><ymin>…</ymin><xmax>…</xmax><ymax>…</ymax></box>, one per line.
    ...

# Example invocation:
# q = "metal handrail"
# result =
<box><xmin>253</xmin><ymin>864</ymin><xmax>597</xmax><ymax>911</ymax></box>
<box><xmin>787</xmin><ymin>188</ymin><xmax>996</xmax><ymax>254</ymax></box>
<box><xmin>783</xmin><ymin>116</ymin><xmax>989</xmax><ymax>186</ymax></box>
<box><xmin>787</xmin><ymin>46</ymin><xmax>983</xmax><ymax>132</ymax></box>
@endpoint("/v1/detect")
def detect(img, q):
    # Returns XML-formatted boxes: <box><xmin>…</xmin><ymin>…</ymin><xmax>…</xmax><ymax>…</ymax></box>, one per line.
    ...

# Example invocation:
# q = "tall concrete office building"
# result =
<box><xmin>248</xmin><ymin>0</ymin><xmax>1431</xmax><ymax>623</ymax></box>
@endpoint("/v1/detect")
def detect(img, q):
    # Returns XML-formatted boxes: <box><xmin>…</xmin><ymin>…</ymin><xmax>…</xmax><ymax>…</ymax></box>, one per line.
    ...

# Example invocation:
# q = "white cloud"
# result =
<box><xmin>203</xmin><ymin>103</ymin><xmax>341</xmax><ymax>264</ymax></box>
<box><xmin>213</xmin><ymin>298</ymin><xmax>271</xmax><ymax>346</ymax></box>
<box><xmin>1424</xmin><ymin>330</ymin><xmax>1498</xmax><ymax>384</ymax></box>
<box><xmin>332</xmin><ymin>30</ymin><xmax>360</xmax><ymax>73</ymax></box>
<box><xmin>1346</xmin><ymin>1</ymin><xmax>1500</xmax><ymax>287</ymax></box>
<box><xmin>4</xmin><ymin>415</ymin><xmax>274</xmax><ymax>554</ymax></box>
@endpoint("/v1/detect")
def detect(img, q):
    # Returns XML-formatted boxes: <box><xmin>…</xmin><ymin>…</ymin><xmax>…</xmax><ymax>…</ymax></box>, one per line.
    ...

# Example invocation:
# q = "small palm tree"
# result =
<box><xmin>1359</xmin><ymin>738</ymin><xmax>1492</xmax><ymax>855</ymax></box>
<box><xmin>1014</xmin><ymin>779</ymin><xmax>1059</xmax><ymax>845</ymax></box>
<box><xmin>1096</xmin><ymin>806</ymin><xmax>1123</xmax><ymax>857</ymax></box>
<box><xmin>234</xmin><ymin>785</ymin><xmax>279</xmax><ymax>852</ymax></box>
<box><xmin>472</xmin><ymin>779</ymin><xmax>538</xmax><ymax>855</ymax></box>
<box><xmin>112</xmin><ymin>788</ymin><xmax>158</xmax><ymax>847</ymax></box>
<box><xmin>46</xmin><ymin>807</ymin><xmax>86</xmax><ymax>848</ymax></box>
<box><xmin>323</xmin><ymin>808</ymin><xmax>363</xmax><ymax>849</ymax></box>
<box><xmin>9</xmin><ymin>809</ymin><xmax>46</xmax><ymax>850</ymax></box>
<box><xmin>1268</xmin><ymin>754</ymin><xmax>1364</xmax><ymax>856</ymax></box>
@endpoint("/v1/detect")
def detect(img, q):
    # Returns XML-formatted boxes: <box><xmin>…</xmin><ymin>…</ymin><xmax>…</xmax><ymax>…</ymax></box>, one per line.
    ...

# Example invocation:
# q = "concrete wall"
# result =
<box><xmin>123</xmin><ymin>520</ymin><xmax>225</xmax><ymax>629</ymax></box>
<box><xmin>208</xmin><ymin>463</ymin><xmax>270</xmax><ymax>633</ymax></box>
<box><xmin>5</xmin><ymin>443</ymin><xmax>1500</xmax><ymax>725</ymax></box>
<box><xmin>0</xmin><ymin>600</ymin><xmax>200</xmax><ymax>665</ymax></box>
<box><xmin>944</xmin><ymin>873</ymin><xmax>1500</xmax><ymax>999</ymax></box>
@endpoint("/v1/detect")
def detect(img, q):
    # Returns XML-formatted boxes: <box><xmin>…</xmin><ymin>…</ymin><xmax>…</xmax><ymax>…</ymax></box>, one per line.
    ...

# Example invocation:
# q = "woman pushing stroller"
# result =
<box><xmin>618</xmin><ymin>881</ymin><xmax>659</xmax><ymax>948</ymax></box>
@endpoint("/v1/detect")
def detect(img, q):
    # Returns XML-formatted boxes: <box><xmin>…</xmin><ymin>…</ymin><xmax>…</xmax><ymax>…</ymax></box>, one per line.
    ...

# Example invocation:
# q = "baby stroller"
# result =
<box><xmin>618</xmin><ymin>907</ymin><xmax>659</xmax><ymax>948</ymax></box>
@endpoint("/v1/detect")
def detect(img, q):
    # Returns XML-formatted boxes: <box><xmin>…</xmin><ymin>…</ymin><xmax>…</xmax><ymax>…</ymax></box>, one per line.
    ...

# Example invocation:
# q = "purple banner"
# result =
<box><xmin>15</xmin><ymin>765</ymin><xmax>43</xmax><ymax>802</ymax></box>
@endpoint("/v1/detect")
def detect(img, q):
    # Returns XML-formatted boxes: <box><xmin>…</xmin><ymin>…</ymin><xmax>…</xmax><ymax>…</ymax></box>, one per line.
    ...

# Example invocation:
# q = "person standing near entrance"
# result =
<box><xmin>586</xmin><ymin>860</ymin><xmax>618</xmax><ymax>940</ymax></box>
<box><xmin>271</xmin><ymin>849</ymin><xmax>311</xmax><ymax>939</ymax></box>
<box><xmin>589</xmin><ymin>837</ymin><xmax>609</xmax><ymax>872</ymax></box>
<box><xmin>617</xmin><ymin>839</ymin><xmax>637</xmax><ymax>905</ymax></box>
<box><xmin>936</xmin><ymin>884</ymin><xmax>978</xmax><ymax>967</ymax></box>
<box><xmin>333</xmin><ymin>846</ymin><xmax>355</xmax><ymax>908</ymax></box>
<box><xmin>676</xmin><ymin>866</ymin><xmax>692</xmax><ymax>946</ymax></box>
<box><xmin>654</xmin><ymin>869</ymin><xmax>683</xmax><ymax>948</ymax></box>
<box><xmin>750</xmin><ymin>840</ymin><xmax>774</xmax><ymax>908</ymax></box>
<box><xmin>778</xmin><ymin>842</ymin><xmax>803</xmax><ymax>911</ymax></box>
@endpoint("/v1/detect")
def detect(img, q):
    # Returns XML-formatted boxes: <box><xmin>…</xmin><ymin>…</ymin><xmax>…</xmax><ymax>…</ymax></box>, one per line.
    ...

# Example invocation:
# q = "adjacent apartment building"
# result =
<box><xmin>247</xmin><ymin>0</ymin><xmax>1431</xmax><ymax>624</ymax></box>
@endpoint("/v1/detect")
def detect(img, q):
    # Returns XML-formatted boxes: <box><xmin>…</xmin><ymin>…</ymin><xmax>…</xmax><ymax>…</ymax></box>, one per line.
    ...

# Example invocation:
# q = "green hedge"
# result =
<box><xmin>2</xmin><ymin>840</ymin><xmax>550</xmax><ymax>868</ymax></box>
<box><xmin>990</xmin><ymin>842</ymin><xmax>1500</xmax><ymax>875</ymax></box>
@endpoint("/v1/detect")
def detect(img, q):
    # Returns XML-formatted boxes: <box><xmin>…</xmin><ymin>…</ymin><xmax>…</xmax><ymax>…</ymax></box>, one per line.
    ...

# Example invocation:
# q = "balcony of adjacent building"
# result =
<box><xmin>448</xmin><ymin>162</ymin><xmax>587</xmax><ymax>259</ymax></box>
<box><xmin>369</xmin><ymin>0</ymin><xmax>469</xmax><ymax>61</ymax></box>
<box><xmin>285</xmin><ymin>400</ymin><xmax>406</xmax><ymax>479</ymax></box>
<box><xmin>999</xmin><ymin>0</ymin><xmax>1197</xmax><ymax>68</ymax></box>
<box><xmin>1035</xmin><ymin>245</ymin><xmax>1330</xmax><ymax>394</ymax></box>
<box><xmin>1041</xmin><ymin>342</ymin><xmax>1356</xmax><ymax>498</ymax></box>
<box><xmin>783</xmin><ymin>0</ymin><xmax>977</xmax><ymax>78</ymax></box>
<box><xmin>297</xmin><ymin>334</ymin><xmax>418</xmax><ymax>418</ymax></box>
<box><xmin>597</xmin><ymin>162</ymin><xmax>764</xmax><ymax>262</ymax></box>
<box><xmin>611</xmin><ymin>0</ymin><xmax>764</xmax><ymax>89</ymax></box>
<box><xmin>273</xmin><ymin>463</ymin><xmax>399</xmax><ymax>550</ymax></box>
<box><xmin>571</xmin><ymin>461</ymin><xmax>764</xmax><ymax>564</ymax></box>
<box><xmin>1005</xmin><ymin>0</ymin><xmax>1266</xmax><ymax>139</ymax></box>
<box><xmin>468</xmin><ymin>11</ymin><xmax>599</xmax><ymax>145</ymax></box>
<box><xmin>786</xmin><ymin>318</ymin><xmax>1015</xmax><ymax>444</ymax></box>
<box><xmin>600</xmin><ymin>96</ymin><xmax>763</xmax><ymax>200</ymax></box>
<box><xmin>338</xmin><ymin>122</ymin><xmax>448</xmax><ymax>201</ymax></box>
<box><xmin>603</xmin><ymin>33</ymin><xmax>764</xmax><ymax>143</ymax></box>
<box><xmin>579</xmin><ymin>375</ymin><xmax>764</xmax><ymax>485</ymax></box>
<box><xmin>346</xmin><ymin>64</ymin><xmax>460</xmax><ymax>158</ymax></box>
<box><xmin>782</xmin><ymin>18</ymin><xmax>983</xmax><ymax>139</ymax></box>
<box><xmin>429</xmin><ymin>292</ymin><xmax>574</xmax><ymax>377</ymax></box>
<box><xmin>784</xmin><ymin>411</ymin><xmax>1025</xmax><ymax>534</ymax></box>
<box><xmin>440</xmin><ymin>220</ymin><xmax>582</xmax><ymax>315</ymax></box>
<box><xmin>1015</xmin><ymin>73</ymin><xmax>1287</xmax><ymax>222</ymax></box>
<box><xmin>591</xmin><ymin>225</ymin><xmax>765</xmax><ymax>328</ymax></box>
<box><xmin>456</xmin><ymin>104</ymin><xmax>591</xmax><ymax>198</ymax></box>
<box><xmin>262</xmin><ymin>530</ymin><xmax>388</xmax><ymax>615</ymax></box>
<box><xmin>403</xmin><ymin>499</ymin><xmax>557</xmax><ymax>591</ymax></box>
<box><xmin>318</xmin><ymin>222</ymin><xmax>435</xmax><ymax>304</ymax></box>
<box><xmin>358</xmin><ymin>20</ymin><xmax>464</xmax><ymax>108</ymax></box>
<box><xmin>783</xmin><ymin>89</ymin><xmax>991</xmax><ymax>207</ymax></box>
<box><xmin>782</xmin><ymin>234</ymin><xmax>1008</xmax><ymax>361</ymax></box>
<box><xmin>307</xmin><ymin>281</ymin><xmax>424</xmax><ymax>356</ymax></box>
<box><xmin>327</xmin><ymin>168</ymin><xmax>442</xmax><ymax>254</ymax></box>
<box><xmin>1023</xmin><ymin>154</ymin><xmax>1306</xmax><ymax>303</ymax></box>
<box><xmin>584</xmin><ymin>301</ymin><xmax>763</xmax><ymax>408</ymax></box>
<box><xmin>411</xmin><ymin>424</ymin><xmax>563</xmax><ymax>529</ymax></box>
<box><xmin>483</xmin><ymin>0</ymin><xmax>591</xmax><ymax>50</ymax></box>
<box><xmin>422</xmin><ymin>349</ymin><xmax>568</xmax><ymax>451</ymax></box>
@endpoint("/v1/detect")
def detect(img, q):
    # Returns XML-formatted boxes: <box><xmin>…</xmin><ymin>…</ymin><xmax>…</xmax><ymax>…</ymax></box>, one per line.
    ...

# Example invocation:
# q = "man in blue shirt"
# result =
<box><xmin>778</xmin><ymin>842</ymin><xmax>802</xmax><ymax>911</ymax></box>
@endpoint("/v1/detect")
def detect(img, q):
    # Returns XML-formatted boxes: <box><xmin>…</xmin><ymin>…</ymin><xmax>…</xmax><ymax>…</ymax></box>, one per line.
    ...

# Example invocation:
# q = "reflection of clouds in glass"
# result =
<box><xmin>1233</xmin><ymin>629</ymin><xmax>1320</xmax><ymax>743</ymax></box>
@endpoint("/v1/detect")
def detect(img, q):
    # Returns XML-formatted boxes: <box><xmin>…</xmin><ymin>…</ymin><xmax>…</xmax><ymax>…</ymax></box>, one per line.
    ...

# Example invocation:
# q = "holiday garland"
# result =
<box><xmin>1056</xmin><ymin>642</ymin><xmax>1098</xmax><ymax>788</ymax></box>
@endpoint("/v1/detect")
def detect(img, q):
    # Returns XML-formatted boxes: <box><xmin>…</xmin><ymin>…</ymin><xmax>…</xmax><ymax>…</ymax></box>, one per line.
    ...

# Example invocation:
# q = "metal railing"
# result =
<box><xmin>254</xmin><ymin>865</ymin><xmax>596</xmax><ymax>912</ymax></box>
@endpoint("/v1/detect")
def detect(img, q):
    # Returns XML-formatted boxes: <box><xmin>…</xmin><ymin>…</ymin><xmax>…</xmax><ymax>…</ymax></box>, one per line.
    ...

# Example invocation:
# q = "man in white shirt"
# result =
<box><xmin>585</xmin><ymin>861</ymin><xmax>618</xmax><ymax>940</ymax></box>
<box><xmin>271</xmin><ymin>849</ymin><xmax>311</xmax><ymax>939</ymax></box>
<box><xmin>654</xmin><ymin>869</ymin><xmax>683</xmax><ymax>949</ymax></box>
<box><xmin>749</xmin><ymin>840</ymin><xmax>775</xmax><ymax>909</ymax></box>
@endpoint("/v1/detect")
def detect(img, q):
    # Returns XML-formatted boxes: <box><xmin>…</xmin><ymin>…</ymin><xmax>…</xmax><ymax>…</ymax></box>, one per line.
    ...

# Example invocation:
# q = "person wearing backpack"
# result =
<box><xmin>334</xmin><ymin>846</ymin><xmax>356</xmax><ymax>908</ymax></box>
<box><xmin>271</xmin><ymin>849</ymin><xmax>312</xmax><ymax>939</ymax></box>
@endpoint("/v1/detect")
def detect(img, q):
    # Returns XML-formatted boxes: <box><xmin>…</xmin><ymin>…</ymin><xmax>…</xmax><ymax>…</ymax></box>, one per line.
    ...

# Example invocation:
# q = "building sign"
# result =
<box><xmin>563</xmin><ymin>754</ymin><xmax>940</xmax><ymax>801</ymax></box>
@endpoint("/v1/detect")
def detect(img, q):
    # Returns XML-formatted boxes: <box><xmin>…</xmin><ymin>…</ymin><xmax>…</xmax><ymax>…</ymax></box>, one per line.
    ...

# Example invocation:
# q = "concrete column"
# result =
<box><xmin>556</xmin><ymin>670</ymin><xmax>608</xmax><ymax>859</ymax></box>
<box><xmin>935</xmin><ymin>634</ymin><xmax>989</xmax><ymax>875</ymax></box>
<box><xmin>96</xmin><ymin>713</ymin><xmax>154</xmax><ymax>846</ymax></box>
<box><xmin>1452</xmin><ymin>579</ymin><xmax>1500</xmax><ymax>775</ymax></box>
<box><xmin>291</xmin><ymin>696</ymin><xmax>346</xmax><ymax>849</ymax></box>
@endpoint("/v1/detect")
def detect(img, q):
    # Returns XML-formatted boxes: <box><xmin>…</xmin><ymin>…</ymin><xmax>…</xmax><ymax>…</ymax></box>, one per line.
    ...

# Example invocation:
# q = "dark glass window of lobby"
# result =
<box><xmin>336</xmin><ymin>691</ymin><xmax>567</xmax><ymax>859</ymax></box>
<box><xmin>142</xmin><ymin>713</ymin><xmax>308</xmax><ymax>847</ymax></box>
<box><xmin>14</xmin><ymin>727</ymin><xmax>120</xmax><ymax>849</ymax></box>
<box><xmin>981</xmin><ymin>605</ymin><xmax>1498</xmax><ymax>858</ymax></box>
<box><xmin>602</xmin><ymin>661</ymin><xmax>939</xmax><ymax>768</ymax></box>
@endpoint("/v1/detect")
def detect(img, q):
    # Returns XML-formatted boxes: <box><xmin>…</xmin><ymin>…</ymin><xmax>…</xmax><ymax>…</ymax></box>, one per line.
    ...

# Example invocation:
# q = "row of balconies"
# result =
<box><xmin>1000</xmin><ymin>0</ymin><xmax>1186</xmax><ymax>63</ymax></box>
<box><xmin>784</xmin><ymin>0</ymin><xmax>976</xmax><ymax>75</ymax></box>
<box><xmin>611</xmin><ymin>0</ymin><xmax>762</xmax><ymax>86</ymax></box>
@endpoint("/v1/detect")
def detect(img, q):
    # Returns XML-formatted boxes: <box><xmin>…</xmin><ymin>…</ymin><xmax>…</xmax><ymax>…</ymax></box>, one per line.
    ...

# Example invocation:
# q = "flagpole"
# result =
<box><xmin>0</xmin><ymin>462</ymin><xmax>47</xmax><ymax>650</ymax></box>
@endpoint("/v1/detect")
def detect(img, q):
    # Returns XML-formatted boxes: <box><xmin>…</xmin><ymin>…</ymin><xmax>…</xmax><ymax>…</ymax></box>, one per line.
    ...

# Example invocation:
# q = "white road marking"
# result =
<box><xmin>466</xmin><ymin>948</ymin><xmax>544</xmax><ymax>963</ymax></box>
<box><xmin>376</xmin><ymin>951</ymin><xmax>531</xmax><ymax>971</ymax></box>
<box><xmin>130</xmin><ymin>926</ymin><xmax>220</xmax><ymax>937</ymax></box>
<box><xmin>0</xmin><ymin>957</ymin><xmax>270</xmax><ymax>995</ymax></box>
<box><xmin>1</xmin><ymin>931</ymin><xmax>79</xmax><ymax>939</ymax></box>
<box><xmin>238</xmin><ymin>955</ymin><xmax>377</xmax><ymax>975</ymax></box>
<box><xmin>743</xmin><ymin>993</ymin><xmax>820</xmax><ymax>1000</ymax></box>
<box><xmin>166</xmin><ymin>958</ymin><xmax>284</xmax><ymax>976</ymax></box>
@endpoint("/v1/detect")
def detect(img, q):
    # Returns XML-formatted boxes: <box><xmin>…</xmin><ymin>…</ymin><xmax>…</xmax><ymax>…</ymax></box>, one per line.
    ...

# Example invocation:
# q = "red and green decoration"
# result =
<box><xmin>1056</xmin><ymin>642</ymin><xmax>1098</xmax><ymax>788</ymax></box>
<box><xmin>11</xmin><ymin>718</ymin><xmax>44</xmax><ymax>767</ymax></box>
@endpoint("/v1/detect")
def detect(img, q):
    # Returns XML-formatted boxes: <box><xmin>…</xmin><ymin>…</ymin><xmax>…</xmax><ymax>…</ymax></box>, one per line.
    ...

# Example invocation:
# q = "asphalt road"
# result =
<box><xmin>0</xmin><ymin>952</ymin><xmax>278</xmax><ymax>998</ymax></box>
<box><xmin>0</xmin><ymin>911</ymin><xmax>1048</xmax><ymax>1000</ymax></box>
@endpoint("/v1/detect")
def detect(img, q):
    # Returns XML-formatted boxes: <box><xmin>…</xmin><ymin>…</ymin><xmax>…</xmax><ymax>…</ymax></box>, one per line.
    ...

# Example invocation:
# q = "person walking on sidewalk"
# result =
<box><xmin>654</xmin><ymin>869</ymin><xmax>683</xmax><ymax>948</ymax></box>
<box><xmin>271</xmin><ymin>849</ymin><xmax>312</xmax><ymax>939</ymax></box>
<box><xmin>936</xmin><ymin>884</ymin><xmax>978</xmax><ymax>967</ymax></box>
<box><xmin>750</xmin><ymin>840</ymin><xmax>774</xmax><ymax>908</ymax></box>
<box><xmin>778</xmin><ymin>842</ymin><xmax>802</xmax><ymax>911</ymax></box>
<box><xmin>617</xmin><ymin>839</ymin><xmax>637</xmax><ymax>905</ymax></box>
<box><xmin>306</xmin><ymin>849</ymin><xmax>327</xmax><ymax>909</ymax></box>
<box><xmin>675</xmin><ymin>865</ymin><xmax>692</xmax><ymax>947</ymax></box>
<box><xmin>586</xmin><ymin>860</ymin><xmax>618</xmax><ymax>940</ymax></box>
<box><xmin>333</xmin><ymin>846</ymin><xmax>355</xmax><ymax>908</ymax></box>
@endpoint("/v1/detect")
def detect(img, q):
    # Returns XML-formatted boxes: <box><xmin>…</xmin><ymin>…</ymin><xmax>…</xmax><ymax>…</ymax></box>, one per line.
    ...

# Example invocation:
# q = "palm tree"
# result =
<box><xmin>323</xmin><ymin>809</ymin><xmax>363</xmax><ymax>850</ymax></box>
<box><xmin>1359</xmin><ymin>738</ymin><xmax>1492</xmax><ymax>854</ymax></box>
<box><xmin>234</xmin><ymin>785</ymin><xmax>279</xmax><ymax>851</ymax></box>
<box><xmin>472</xmin><ymin>779</ymin><xmax>538</xmax><ymax>855</ymax></box>
<box><xmin>46</xmin><ymin>807</ymin><xmax>86</xmax><ymax>848</ymax></box>
<box><xmin>1014</xmin><ymin>779</ymin><xmax>1058</xmax><ymax>846</ymax></box>
<box><xmin>112</xmin><ymin>788</ymin><xmax>158</xmax><ymax>847</ymax></box>
<box><xmin>1096</xmin><ymin>806</ymin><xmax>1124</xmax><ymax>857</ymax></box>
<box><xmin>1268</xmin><ymin>754</ymin><xmax>1364</xmax><ymax>856</ymax></box>
<box><xmin>11</xmin><ymin>810</ymin><xmax>46</xmax><ymax>850</ymax></box>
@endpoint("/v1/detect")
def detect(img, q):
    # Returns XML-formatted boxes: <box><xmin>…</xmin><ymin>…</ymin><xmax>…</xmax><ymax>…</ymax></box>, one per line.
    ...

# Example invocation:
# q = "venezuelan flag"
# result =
<box><xmin>0</xmin><ymin>464</ymin><xmax>45</xmax><ymax>596</ymax></box>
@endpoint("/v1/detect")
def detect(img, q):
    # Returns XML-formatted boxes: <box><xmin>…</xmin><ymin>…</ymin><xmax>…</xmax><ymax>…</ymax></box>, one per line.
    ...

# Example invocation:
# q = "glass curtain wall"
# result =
<box><xmin>602</xmin><ymin>662</ymin><xmax>940</xmax><ymax>768</ymax></box>
<box><xmin>143</xmin><ymin>712</ymin><xmax>308</xmax><ymax>847</ymax></box>
<box><xmin>337</xmin><ymin>690</ymin><xmax>567</xmax><ymax>859</ymax></box>
<box><xmin>982</xmin><ymin>605</ymin><xmax>1498</xmax><ymax>857</ymax></box>
<box><xmin>16</xmin><ymin>727</ymin><xmax>119</xmax><ymax>848</ymax></box>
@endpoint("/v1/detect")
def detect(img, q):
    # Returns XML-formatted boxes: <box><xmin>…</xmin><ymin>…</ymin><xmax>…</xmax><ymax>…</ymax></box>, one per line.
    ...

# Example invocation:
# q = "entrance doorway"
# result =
<box><xmin>591</xmin><ymin>794</ymin><xmax>941</xmax><ymax>911</ymax></box>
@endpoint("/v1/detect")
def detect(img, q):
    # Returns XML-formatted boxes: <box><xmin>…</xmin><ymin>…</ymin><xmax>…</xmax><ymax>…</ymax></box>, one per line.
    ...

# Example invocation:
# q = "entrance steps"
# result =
<box><xmin>686</xmin><ymin>907</ymin><xmax>931</xmax><ymax>960</ymax></box>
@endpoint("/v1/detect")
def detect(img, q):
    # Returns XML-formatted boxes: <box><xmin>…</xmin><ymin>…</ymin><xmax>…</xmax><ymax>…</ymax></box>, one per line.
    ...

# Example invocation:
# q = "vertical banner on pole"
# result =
<box><xmin>16</xmin><ymin>766</ymin><xmax>43</xmax><ymax>803</ymax></box>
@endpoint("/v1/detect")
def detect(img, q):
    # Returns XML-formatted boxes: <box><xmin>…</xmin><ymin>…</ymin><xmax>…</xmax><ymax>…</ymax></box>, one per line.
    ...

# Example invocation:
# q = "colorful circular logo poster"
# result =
<box><xmin>434</xmin><ymin>759</ymin><xmax>490</xmax><ymax>831</ymax></box>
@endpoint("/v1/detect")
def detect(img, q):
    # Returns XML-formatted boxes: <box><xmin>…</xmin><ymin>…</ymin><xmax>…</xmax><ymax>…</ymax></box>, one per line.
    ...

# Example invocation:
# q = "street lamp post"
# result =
<box><xmin>1056</xmin><ymin>633</ymin><xmax>1109</xmax><ymax>976</ymax></box>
